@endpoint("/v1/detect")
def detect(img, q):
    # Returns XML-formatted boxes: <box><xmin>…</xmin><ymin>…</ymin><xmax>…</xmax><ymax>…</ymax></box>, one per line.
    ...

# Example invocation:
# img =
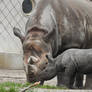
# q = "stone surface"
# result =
<box><xmin>0</xmin><ymin>69</ymin><xmax>26</xmax><ymax>83</ymax></box>
<box><xmin>0</xmin><ymin>69</ymin><xmax>57</xmax><ymax>85</ymax></box>
<box><xmin>28</xmin><ymin>88</ymin><xmax>92</xmax><ymax>92</ymax></box>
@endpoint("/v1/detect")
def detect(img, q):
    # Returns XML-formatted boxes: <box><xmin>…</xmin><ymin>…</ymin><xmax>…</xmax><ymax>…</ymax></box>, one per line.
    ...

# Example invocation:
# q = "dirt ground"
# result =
<box><xmin>0</xmin><ymin>69</ymin><xmax>57</xmax><ymax>86</ymax></box>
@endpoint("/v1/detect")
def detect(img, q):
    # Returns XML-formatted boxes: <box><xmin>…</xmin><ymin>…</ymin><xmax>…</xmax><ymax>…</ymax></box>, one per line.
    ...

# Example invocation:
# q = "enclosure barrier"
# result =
<box><xmin>0</xmin><ymin>0</ymin><xmax>27</xmax><ymax>69</ymax></box>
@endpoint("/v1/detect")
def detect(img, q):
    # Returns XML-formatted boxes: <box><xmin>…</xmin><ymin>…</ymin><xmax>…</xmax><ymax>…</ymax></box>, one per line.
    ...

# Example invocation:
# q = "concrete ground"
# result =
<box><xmin>0</xmin><ymin>69</ymin><xmax>57</xmax><ymax>86</ymax></box>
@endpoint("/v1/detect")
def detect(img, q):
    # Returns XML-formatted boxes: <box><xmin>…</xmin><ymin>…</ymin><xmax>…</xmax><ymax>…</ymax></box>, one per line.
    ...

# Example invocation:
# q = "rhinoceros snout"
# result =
<box><xmin>26</xmin><ymin>64</ymin><xmax>41</xmax><ymax>83</ymax></box>
<box><xmin>25</xmin><ymin>55</ymin><xmax>49</xmax><ymax>83</ymax></box>
<box><xmin>28</xmin><ymin>64</ymin><xmax>38</xmax><ymax>73</ymax></box>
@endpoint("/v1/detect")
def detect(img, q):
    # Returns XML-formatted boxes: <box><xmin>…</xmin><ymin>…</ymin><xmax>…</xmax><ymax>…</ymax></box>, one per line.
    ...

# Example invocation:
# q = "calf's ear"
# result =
<box><xmin>46</xmin><ymin>54</ymin><xmax>54</xmax><ymax>63</ymax></box>
<box><xmin>13</xmin><ymin>27</ymin><xmax>25</xmax><ymax>43</ymax></box>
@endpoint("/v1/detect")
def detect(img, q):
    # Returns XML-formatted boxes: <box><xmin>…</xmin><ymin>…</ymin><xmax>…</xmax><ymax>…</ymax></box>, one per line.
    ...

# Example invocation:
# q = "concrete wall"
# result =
<box><xmin>0</xmin><ymin>53</ymin><xmax>23</xmax><ymax>69</ymax></box>
<box><xmin>0</xmin><ymin>0</ymin><xmax>27</xmax><ymax>69</ymax></box>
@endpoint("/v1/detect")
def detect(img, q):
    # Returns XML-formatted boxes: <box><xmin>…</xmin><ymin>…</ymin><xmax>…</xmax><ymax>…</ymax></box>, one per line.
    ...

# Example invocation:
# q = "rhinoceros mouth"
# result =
<box><xmin>26</xmin><ymin>73</ymin><xmax>37</xmax><ymax>83</ymax></box>
<box><xmin>26</xmin><ymin>68</ymin><xmax>41</xmax><ymax>83</ymax></box>
<box><xmin>26</xmin><ymin>66</ymin><xmax>37</xmax><ymax>82</ymax></box>
<box><xmin>26</xmin><ymin>63</ymin><xmax>41</xmax><ymax>82</ymax></box>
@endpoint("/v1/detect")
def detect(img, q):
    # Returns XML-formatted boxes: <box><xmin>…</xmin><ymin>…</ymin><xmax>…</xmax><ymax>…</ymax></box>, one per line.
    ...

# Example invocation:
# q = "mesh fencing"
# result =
<box><xmin>0</xmin><ymin>0</ymin><xmax>27</xmax><ymax>53</ymax></box>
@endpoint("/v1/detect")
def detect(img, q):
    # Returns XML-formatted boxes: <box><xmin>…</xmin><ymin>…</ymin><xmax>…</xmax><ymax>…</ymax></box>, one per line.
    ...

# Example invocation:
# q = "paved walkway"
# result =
<box><xmin>0</xmin><ymin>69</ymin><xmax>26</xmax><ymax>83</ymax></box>
<box><xmin>0</xmin><ymin>69</ymin><xmax>57</xmax><ymax>85</ymax></box>
<box><xmin>29</xmin><ymin>88</ymin><xmax>92</xmax><ymax>92</ymax></box>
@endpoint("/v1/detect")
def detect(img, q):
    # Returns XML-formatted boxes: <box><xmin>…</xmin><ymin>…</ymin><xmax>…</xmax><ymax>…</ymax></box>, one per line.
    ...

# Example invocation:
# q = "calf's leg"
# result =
<box><xmin>58</xmin><ymin>67</ymin><xmax>76</xmax><ymax>89</ymax></box>
<box><xmin>57</xmin><ymin>72</ymin><xmax>64</xmax><ymax>86</ymax></box>
<box><xmin>74</xmin><ymin>74</ymin><xmax>83</xmax><ymax>89</ymax></box>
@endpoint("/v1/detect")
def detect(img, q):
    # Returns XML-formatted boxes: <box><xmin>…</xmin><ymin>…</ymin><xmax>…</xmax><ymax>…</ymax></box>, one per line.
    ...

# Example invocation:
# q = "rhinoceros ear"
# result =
<box><xmin>46</xmin><ymin>54</ymin><xmax>54</xmax><ymax>63</ymax></box>
<box><xmin>13</xmin><ymin>27</ymin><xmax>25</xmax><ymax>43</ymax></box>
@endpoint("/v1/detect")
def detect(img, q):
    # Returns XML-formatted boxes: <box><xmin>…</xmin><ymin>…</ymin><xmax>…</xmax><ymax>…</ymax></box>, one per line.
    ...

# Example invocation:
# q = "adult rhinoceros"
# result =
<box><xmin>13</xmin><ymin>0</ymin><xmax>92</xmax><ymax>88</ymax></box>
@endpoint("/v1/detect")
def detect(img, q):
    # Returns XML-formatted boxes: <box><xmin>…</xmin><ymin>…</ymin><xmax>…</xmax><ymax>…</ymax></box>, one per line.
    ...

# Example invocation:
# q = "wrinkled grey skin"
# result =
<box><xmin>38</xmin><ymin>49</ymin><xmax>92</xmax><ymax>89</ymax></box>
<box><xmin>13</xmin><ymin>0</ymin><xmax>92</xmax><ymax>88</ymax></box>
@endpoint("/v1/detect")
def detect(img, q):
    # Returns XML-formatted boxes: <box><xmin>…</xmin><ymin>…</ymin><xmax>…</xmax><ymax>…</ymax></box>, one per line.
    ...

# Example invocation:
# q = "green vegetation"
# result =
<box><xmin>0</xmin><ymin>82</ymin><xmax>30</xmax><ymax>92</ymax></box>
<box><xmin>0</xmin><ymin>82</ymin><xmax>68</xmax><ymax>92</ymax></box>
<box><xmin>0</xmin><ymin>82</ymin><xmax>30</xmax><ymax>88</ymax></box>
<box><xmin>0</xmin><ymin>86</ymin><xmax>18</xmax><ymax>92</ymax></box>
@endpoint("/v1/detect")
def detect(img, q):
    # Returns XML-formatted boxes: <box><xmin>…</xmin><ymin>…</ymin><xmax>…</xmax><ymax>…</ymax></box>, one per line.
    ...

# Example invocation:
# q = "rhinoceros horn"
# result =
<box><xmin>28</xmin><ymin>56</ymin><xmax>38</xmax><ymax>64</ymax></box>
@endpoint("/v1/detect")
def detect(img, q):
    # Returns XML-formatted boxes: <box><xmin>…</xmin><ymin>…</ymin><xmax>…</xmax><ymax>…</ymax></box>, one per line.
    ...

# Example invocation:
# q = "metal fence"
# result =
<box><xmin>0</xmin><ymin>0</ymin><xmax>27</xmax><ymax>53</ymax></box>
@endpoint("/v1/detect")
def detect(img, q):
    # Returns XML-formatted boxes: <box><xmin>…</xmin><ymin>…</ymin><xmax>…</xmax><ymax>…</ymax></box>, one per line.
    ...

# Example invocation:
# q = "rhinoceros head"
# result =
<box><xmin>13</xmin><ymin>27</ymin><xmax>52</xmax><ymax>83</ymax></box>
<box><xmin>37</xmin><ymin>55</ymin><xmax>57</xmax><ymax>81</ymax></box>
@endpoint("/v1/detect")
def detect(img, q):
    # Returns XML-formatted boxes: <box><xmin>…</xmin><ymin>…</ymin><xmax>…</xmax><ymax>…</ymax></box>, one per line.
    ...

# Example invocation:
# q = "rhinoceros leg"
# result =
<box><xmin>57</xmin><ymin>71</ymin><xmax>84</xmax><ymax>88</ymax></box>
<box><xmin>85</xmin><ymin>74</ymin><xmax>92</xmax><ymax>89</ymax></box>
<box><xmin>57</xmin><ymin>67</ymin><xmax>76</xmax><ymax>89</ymax></box>
<box><xmin>57</xmin><ymin>72</ymin><xmax>63</xmax><ymax>86</ymax></box>
<box><xmin>74</xmin><ymin>74</ymin><xmax>83</xmax><ymax>89</ymax></box>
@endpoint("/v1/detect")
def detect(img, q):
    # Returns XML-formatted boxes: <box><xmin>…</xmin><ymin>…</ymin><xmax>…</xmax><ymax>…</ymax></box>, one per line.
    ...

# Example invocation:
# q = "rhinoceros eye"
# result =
<box><xmin>30</xmin><ymin>46</ymin><xmax>42</xmax><ymax>57</ymax></box>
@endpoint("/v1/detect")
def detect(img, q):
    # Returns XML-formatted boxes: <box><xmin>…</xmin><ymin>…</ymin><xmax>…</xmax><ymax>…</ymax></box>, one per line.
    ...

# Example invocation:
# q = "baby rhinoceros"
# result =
<box><xmin>37</xmin><ymin>49</ymin><xmax>92</xmax><ymax>89</ymax></box>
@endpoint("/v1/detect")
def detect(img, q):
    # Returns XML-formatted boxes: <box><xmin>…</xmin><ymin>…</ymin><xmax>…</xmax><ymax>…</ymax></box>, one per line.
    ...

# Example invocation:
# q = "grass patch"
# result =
<box><xmin>0</xmin><ymin>82</ymin><xmax>68</xmax><ymax>92</ymax></box>
<box><xmin>0</xmin><ymin>82</ymin><xmax>30</xmax><ymax>92</ymax></box>
<box><xmin>0</xmin><ymin>82</ymin><xmax>30</xmax><ymax>88</ymax></box>
<box><xmin>0</xmin><ymin>86</ymin><xmax>19</xmax><ymax>92</ymax></box>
